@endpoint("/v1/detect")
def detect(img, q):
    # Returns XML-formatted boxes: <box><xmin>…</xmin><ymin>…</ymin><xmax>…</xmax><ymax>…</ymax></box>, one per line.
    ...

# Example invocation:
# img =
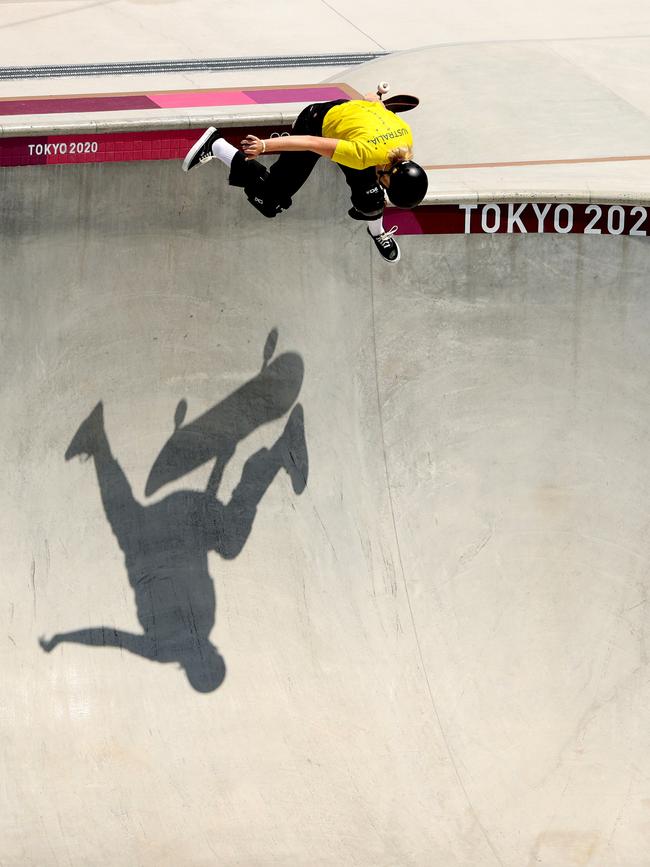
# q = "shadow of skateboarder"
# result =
<box><xmin>39</xmin><ymin>331</ymin><xmax>308</xmax><ymax>692</ymax></box>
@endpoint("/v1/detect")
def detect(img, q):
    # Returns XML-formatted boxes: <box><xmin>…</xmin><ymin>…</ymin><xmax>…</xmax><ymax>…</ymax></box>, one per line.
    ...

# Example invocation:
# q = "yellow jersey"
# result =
<box><xmin>321</xmin><ymin>100</ymin><xmax>413</xmax><ymax>171</ymax></box>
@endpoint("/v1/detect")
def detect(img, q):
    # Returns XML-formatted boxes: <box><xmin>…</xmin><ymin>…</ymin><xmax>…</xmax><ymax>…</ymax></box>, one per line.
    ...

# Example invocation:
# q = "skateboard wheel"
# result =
<box><xmin>377</xmin><ymin>81</ymin><xmax>390</xmax><ymax>95</ymax></box>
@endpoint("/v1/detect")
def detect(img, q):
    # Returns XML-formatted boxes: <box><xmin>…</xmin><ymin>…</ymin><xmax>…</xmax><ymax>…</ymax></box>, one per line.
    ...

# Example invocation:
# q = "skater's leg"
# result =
<box><xmin>339</xmin><ymin>164</ymin><xmax>386</xmax><ymax>223</ymax></box>
<box><xmin>208</xmin><ymin>447</ymin><xmax>282</xmax><ymax>559</ymax></box>
<box><xmin>267</xmin><ymin>150</ymin><xmax>320</xmax><ymax>199</ymax></box>
<box><xmin>94</xmin><ymin>445</ymin><xmax>144</xmax><ymax>555</ymax></box>
<box><xmin>65</xmin><ymin>403</ymin><xmax>144</xmax><ymax>553</ymax></box>
<box><xmin>210</xmin><ymin>137</ymin><xmax>238</xmax><ymax>167</ymax></box>
<box><xmin>225</xmin><ymin>152</ymin><xmax>289</xmax><ymax>218</ymax></box>
<box><xmin>227</xmin><ymin>100</ymin><xmax>349</xmax><ymax>217</ymax></box>
<box><xmin>339</xmin><ymin>165</ymin><xmax>401</xmax><ymax>261</ymax></box>
<box><xmin>226</xmin><ymin>147</ymin><xmax>319</xmax><ymax>218</ymax></box>
<box><xmin>366</xmin><ymin>215</ymin><xmax>387</xmax><ymax>237</ymax></box>
<box><xmin>185</xmin><ymin>100</ymin><xmax>349</xmax><ymax>217</ymax></box>
<box><xmin>182</xmin><ymin>126</ymin><xmax>295</xmax><ymax>218</ymax></box>
<box><xmin>209</xmin><ymin>404</ymin><xmax>307</xmax><ymax>559</ymax></box>
<box><xmin>257</xmin><ymin>99</ymin><xmax>349</xmax><ymax>201</ymax></box>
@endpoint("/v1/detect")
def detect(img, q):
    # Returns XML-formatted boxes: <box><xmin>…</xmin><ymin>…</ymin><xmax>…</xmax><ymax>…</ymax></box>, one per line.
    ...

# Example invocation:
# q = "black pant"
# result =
<box><xmin>228</xmin><ymin>99</ymin><xmax>386</xmax><ymax>220</ymax></box>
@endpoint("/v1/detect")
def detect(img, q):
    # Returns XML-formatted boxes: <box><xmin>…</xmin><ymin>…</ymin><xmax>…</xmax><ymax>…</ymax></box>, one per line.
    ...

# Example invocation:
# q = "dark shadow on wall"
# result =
<box><xmin>39</xmin><ymin>330</ymin><xmax>308</xmax><ymax>693</ymax></box>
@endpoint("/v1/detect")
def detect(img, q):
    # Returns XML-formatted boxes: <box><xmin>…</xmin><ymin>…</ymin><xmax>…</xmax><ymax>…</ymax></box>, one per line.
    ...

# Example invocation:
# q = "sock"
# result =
<box><xmin>367</xmin><ymin>217</ymin><xmax>385</xmax><ymax>237</ymax></box>
<box><xmin>211</xmin><ymin>138</ymin><xmax>238</xmax><ymax>168</ymax></box>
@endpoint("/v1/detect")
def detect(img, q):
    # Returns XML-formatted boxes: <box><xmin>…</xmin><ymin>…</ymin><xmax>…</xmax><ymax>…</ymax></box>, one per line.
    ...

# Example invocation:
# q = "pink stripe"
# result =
<box><xmin>247</xmin><ymin>87</ymin><xmax>349</xmax><ymax>104</ymax></box>
<box><xmin>150</xmin><ymin>91</ymin><xmax>256</xmax><ymax>109</ymax></box>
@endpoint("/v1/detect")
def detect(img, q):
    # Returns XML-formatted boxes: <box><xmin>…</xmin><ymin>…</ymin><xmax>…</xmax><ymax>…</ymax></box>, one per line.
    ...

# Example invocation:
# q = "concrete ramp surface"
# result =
<box><xmin>2</xmin><ymin>159</ymin><xmax>650</xmax><ymax>866</ymax></box>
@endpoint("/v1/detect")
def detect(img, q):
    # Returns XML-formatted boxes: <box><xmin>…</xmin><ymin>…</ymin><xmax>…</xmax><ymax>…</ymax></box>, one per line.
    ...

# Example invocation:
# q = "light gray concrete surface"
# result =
<box><xmin>1</xmin><ymin>152</ymin><xmax>650</xmax><ymax>866</ymax></box>
<box><xmin>1</xmin><ymin>0</ymin><xmax>650</xmax><ymax>108</ymax></box>
<box><xmin>2</xmin><ymin>0</ymin><xmax>650</xmax><ymax>70</ymax></box>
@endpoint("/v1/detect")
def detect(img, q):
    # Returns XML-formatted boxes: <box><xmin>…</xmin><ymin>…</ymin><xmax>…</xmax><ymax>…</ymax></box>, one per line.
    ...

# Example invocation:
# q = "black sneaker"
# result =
<box><xmin>367</xmin><ymin>225</ymin><xmax>401</xmax><ymax>263</ymax></box>
<box><xmin>182</xmin><ymin>127</ymin><xmax>221</xmax><ymax>173</ymax></box>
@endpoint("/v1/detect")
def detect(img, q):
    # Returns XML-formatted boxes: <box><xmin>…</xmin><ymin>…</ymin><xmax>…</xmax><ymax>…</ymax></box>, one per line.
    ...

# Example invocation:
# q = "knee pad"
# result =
<box><xmin>350</xmin><ymin>183</ymin><xmax>385</xmax><ymax>219</ymax></box>
<box><xmin>244</xmin><ymin>175</ymin><xmax>292</xmax><ymax>218</ymax></box>
<box><xmin>228</xmin><ymin>151</ymin><xmax>292</xmax><ymax>218</ymax></box>
<box><xmin>246</xmin><ymin>188</ymin><xmax>292</xmax><ymax>219</ymax></box>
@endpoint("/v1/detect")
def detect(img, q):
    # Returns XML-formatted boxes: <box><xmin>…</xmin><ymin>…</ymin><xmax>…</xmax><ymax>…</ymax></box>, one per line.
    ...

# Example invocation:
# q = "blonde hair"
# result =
<box><xmin>386</xmin><ymin>146</ymin><xmax>413</xmax><ymax>165</ymax></box>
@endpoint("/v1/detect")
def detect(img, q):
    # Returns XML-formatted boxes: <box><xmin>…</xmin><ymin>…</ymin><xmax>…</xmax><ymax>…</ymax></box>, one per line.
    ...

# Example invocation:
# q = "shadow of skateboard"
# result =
<box><xmin>145</xmin><ymin>347</ymin><xmax>304</xmax><ymax>496</ymax></box>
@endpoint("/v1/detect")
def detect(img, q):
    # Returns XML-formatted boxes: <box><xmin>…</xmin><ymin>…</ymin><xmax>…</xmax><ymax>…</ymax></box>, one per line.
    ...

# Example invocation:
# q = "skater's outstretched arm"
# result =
<box><xmin>39</xmin><ymin>628</ymin><xmax>157</xmax><ymax>660</ymax></box>
<box><xmin>241</xmin><ymin>134</ymin><xmax>339</xmax><ymax>160</ymax></box>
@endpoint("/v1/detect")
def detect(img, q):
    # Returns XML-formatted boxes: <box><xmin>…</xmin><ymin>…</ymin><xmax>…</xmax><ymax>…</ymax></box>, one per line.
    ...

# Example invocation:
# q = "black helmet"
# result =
<box><xmin>384</xmin><ymin>160</ymin><xmax>428</xmax><ymax>209</ymax></box>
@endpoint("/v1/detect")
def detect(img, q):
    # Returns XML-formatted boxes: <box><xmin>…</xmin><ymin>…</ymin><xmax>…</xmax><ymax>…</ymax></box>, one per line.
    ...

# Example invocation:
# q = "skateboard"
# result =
<box><xmin>145</xmin><ymin>347</ymin><xmax>304</xmax><ymax>496</ymax></box>
<box><xmin>375</xmin><ymin>81</ymin><xmax>419</xmax><ymax>113</ymax></box>
<box><xmin>382</xmin><ymin>94</ymin><xmax>419</xmax><ymax>113</ymax></box>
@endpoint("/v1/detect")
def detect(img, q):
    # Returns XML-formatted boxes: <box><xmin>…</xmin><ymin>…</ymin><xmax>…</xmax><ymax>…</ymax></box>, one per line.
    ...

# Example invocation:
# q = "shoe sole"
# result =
<box><xmin>182</xmin><ymin>127</ymin><xmax>217</xmax><ymax>173</ymax></box>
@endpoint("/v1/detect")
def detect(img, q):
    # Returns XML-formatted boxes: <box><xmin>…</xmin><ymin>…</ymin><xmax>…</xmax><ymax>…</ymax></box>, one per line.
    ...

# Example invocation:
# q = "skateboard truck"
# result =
<box><xmin>376</xmin><ymin>81</ymin><xmax>390</xmax><ymax>101</ymax></box>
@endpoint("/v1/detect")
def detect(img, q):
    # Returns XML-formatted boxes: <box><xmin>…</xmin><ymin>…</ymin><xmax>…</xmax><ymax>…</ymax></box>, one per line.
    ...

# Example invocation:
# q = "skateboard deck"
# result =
<box><xmin>383</xmin><ymin>94</ymin><xmax>419</xmax><ymax>113</ymax></box>
<box><xmin>145</xmin><ymin>351</ymin><xmax>304</xmax><ymax>496</ymax></box>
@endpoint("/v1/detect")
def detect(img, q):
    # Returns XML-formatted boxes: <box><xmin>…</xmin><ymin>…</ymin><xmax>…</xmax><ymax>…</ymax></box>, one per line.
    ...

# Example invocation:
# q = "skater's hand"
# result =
<box><xmin>241</xmin><ymin>135</ymin><xmax>265</xmax><ymax>159</ymax></box>
<box><xmin>39</xmin><ymin>635</ymin><xmax>56</xmax><ymax>653</ymax></box>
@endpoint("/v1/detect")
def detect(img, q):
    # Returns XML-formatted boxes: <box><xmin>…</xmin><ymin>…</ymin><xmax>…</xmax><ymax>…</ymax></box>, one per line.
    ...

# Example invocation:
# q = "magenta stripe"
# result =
<box><xmin>0</xmin><ymin>95</ymin><xmax>157</xmax><ymax>116</ymax></box>
<box><xmin>391</xmin><ymin>210</ymin><xmax>424</xmax><ymax>234</ymax></box>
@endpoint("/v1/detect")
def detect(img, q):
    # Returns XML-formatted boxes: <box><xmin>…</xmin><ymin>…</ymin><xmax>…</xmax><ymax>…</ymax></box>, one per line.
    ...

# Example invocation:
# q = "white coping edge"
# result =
<box><xmin>0</xmin><ymin>109</ymin><xmax>301</xmax><ymax>137</ymax></box>
<box><xmin>2</xmin><ymin>110</ymin><xmax>649</xmax><ymax>207</ymax></box>
<box><xmin>415</xmin><ymin>191</ymin><xmax>650</xmax><ymax>207</ymax></box>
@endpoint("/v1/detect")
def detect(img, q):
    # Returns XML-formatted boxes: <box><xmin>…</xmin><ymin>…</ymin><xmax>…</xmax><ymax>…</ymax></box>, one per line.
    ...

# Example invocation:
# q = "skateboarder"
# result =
<box><xmin>182</xmin><ymin>92</ymin><xmax>428</xmax><ymax>264</ymax></box>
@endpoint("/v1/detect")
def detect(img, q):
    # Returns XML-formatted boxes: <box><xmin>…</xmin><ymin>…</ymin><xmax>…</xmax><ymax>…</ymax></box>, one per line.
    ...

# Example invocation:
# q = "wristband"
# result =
<box><xmin>261</xmin><ymin>140</ymin><xmax>266</xmax><ymax>154</ymax></box>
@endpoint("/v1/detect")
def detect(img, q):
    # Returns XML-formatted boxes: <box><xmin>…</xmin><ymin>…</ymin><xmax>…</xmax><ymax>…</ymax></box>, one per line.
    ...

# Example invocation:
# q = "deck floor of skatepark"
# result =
<box><xmin>2</xmin><ymin>156</ymin><xmax>650</xmax><ymax>866</ymax></box>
